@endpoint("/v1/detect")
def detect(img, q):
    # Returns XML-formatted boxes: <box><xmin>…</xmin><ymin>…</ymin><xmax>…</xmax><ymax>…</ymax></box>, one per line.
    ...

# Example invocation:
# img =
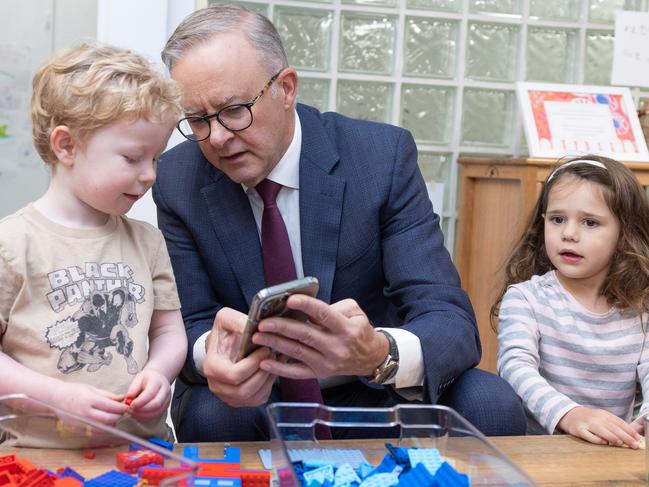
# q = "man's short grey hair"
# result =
<box><xmin>162</xmin><ymin>5</ymin><xmax>288</xmax><ymax>76</ymax></box>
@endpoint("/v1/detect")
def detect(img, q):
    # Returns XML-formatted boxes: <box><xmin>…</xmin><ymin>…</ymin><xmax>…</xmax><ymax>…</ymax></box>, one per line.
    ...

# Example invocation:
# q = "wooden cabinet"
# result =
<box><xmin>456</xmin><ymin>157</ymin><xmax>649</xmax><ymax>373</ymax></box>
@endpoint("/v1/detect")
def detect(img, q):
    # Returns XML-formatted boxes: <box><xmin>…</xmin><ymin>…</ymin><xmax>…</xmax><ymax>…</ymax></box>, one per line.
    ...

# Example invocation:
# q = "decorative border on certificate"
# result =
<box><xmin>516</xmin><ymin>82</ymin><xmax>649</xmax><ymax>161</ymax></box>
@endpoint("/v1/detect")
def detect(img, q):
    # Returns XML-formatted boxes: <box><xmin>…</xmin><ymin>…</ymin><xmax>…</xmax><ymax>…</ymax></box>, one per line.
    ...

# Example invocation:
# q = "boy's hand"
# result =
<box><xmin>50</xmin><ymin>382</ymin><xmax>128</xmax><ymax>426</ymax></box>
<box><xmin>124</xmin><ymin>370</ymin><xmax>171</xmax><ymax>421</ymax></box>
<box><xmin>558</xmin><ymin>406</ymin><xmax>642</xmax><ymax>448</ymax></box>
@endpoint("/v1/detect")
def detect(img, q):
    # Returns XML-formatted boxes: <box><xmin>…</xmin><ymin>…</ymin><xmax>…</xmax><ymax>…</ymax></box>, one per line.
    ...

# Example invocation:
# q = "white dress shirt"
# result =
<box><xmin>193</xmin><ymin>112</ymin><xmax>424</xmax><ymax>390</ymax></box>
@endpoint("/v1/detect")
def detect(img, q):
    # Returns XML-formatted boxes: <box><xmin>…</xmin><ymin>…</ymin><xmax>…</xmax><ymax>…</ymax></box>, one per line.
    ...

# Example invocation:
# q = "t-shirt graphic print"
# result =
<box><xmin>45</xmin><ymin>262</ymin><xmax>145</xmax><ymax>376</ymax></box>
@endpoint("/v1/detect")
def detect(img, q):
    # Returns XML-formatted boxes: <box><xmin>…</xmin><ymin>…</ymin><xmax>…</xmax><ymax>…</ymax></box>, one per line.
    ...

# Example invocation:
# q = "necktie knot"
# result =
<box><xmin>256</xmin><ymin>179</ymin><xmax>282</xmax><ymax>207</ymax></box>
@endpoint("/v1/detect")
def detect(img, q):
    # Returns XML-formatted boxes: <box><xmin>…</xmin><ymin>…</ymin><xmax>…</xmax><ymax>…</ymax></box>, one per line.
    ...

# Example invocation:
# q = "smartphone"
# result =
<box><xmin>234</xmin><ymin>276</ymin><xmax>320</xmax><ymax>362</ymax></box>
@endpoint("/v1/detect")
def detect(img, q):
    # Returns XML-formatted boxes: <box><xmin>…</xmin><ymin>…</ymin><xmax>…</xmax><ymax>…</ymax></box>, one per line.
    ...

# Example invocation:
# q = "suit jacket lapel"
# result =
<box><xmin>201</xmin><ymin>171</ymin><xmax>265</xmax><ymax>306</ymax></box>
<box><xmin>298</xmin><ymin>106</ymin><xmax>345</xmax><ymax>304</ymax></box>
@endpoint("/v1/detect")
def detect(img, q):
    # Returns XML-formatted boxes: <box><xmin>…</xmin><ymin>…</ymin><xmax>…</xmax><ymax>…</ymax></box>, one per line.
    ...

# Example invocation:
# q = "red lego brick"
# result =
<box><xmin>0</xmin><ymin>456</ymin><xmax>19</xmax><ymax>476</ymax></box>
<box><xmin>194</xmin><ymin>463</ymin><xmax>270</xmax><ymax>487</ymax></box>
<box><xmin>116</xmin><ymin>449</ymin><xmax>164</xmax><ymax>473</ymax></box>
<box><xmin>0</xmin><ymin>457</ymin><xmax>81</xmax><ymax>487</ymax></box>
<box><xmin>16</xmin><ymin>468</ymin><xmax>58</xmax><ymax>486</ymax></box>
<box><xmin>0</xmin><ymin>471</ymin><xmax>14</xmax><ymax>486</ymax></box>
<box><xmin>0</xmin><ymin>457</ymin><xmax>35</xmax><ymax>477</ymax></box>
<box><xmin>17</xmin><ymin>460</ymin><xmax>35</xmax><ymax>474</ymax></box>
<box><xmin>277</xmin><ymin>467</ymin><xmax>296</xmax><ymax>487</ymax></box>
<box><xmin>195</xmin><ymin>462</ymin><xmax>240</xmax><ymax>478</ymax></box>
<box><xmin>0</xmin><ymin>456</ymin><xmax>15</xmax><ymax>466</ymax></box>
<box><xmin>239</xmin><ymin>469</ymin><xmax>271</xmax><ymax>487</ymax></box>
<box><xmin>139</xmin><ymin>466</ymin><xmax>192</xmax><ymax>485</ymax></box>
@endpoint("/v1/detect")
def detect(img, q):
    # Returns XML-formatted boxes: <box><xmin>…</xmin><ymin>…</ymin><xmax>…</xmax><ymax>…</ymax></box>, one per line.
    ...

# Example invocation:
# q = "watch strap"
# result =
<box><xmin>367</xmin><ymin>330</ymin><xmax>399</xmax><ymax>384</ymax></box>
<box><xmin>379</xmin><ymin>329</ymin><xmax>399</xmax><ymax>361</ymax></box>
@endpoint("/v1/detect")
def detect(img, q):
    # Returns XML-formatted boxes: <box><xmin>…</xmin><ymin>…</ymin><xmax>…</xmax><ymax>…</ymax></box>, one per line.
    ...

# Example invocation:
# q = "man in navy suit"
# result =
<box><xmin>154</xmin><ymin>4</ymin><xmax>525</xmax><ymax>441</ymax></box>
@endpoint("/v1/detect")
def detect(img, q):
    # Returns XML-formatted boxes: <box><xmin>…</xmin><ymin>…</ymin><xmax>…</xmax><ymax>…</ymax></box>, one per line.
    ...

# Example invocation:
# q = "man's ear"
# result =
<box><xmin>278</xmin><ymin>68</ymin><xmax>298</xmax><ymax>110</ymax></box>
<box><xmin>50</xmin><ymin>125</ymin><xmax>76</xmax><ymax>167</ymax></box>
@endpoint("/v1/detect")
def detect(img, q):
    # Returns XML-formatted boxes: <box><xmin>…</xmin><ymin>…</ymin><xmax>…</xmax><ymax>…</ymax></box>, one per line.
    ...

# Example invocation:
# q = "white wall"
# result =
<box><xmin>0</xmin><ymin>0</ymin><xmax>193</xmax><ymax>222</ymax></box>
<box><xmin>54</xmin><ymin>0</ymin><xmax>98</xmax><ymax>50</ymax></box>
<box><xmin>0</xmin><ymin>0</ymin><xmax>99</xmax><ymax>218</ymax></box>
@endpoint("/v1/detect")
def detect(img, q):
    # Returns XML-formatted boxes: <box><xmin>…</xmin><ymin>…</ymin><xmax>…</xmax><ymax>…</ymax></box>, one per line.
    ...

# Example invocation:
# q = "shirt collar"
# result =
<box><xmin>243</xmin><ymin>110</ymin><xmax>301</xmax><ymax>193</ymax></box>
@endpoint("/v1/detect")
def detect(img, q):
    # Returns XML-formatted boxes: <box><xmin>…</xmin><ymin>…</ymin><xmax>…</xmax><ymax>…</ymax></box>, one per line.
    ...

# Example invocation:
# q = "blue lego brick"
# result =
<box><xmin>128</xmin><ymin>443</ymin><xmax>143</xmax><ymax>452</ymax></box>
<box><xmin>334</xmin><ymin>463</ymin><xmax>361</xmax><ymax>486</ymax></box>
<box><xmin>384</xmin><ymin>444</ymin><xmax>410</xmax><ymax>466</ymax></box>
<box><xmin>84</xmin><ymin>469</ymin><xmax>138</xmax><ymax>486</ymax></box>
<box><xmin>148</xmin><ymin>437</ymin><xmax>174</xmax><ymax>451</ymax></box>
<box><xmin>183</xmin><ymin>445</ymin><xmax>201</xmax><ymax>461</ymax></box>
<box><xmin>260</xmin><ymin>448</ymin><xmax>368</xmax><ymax>472</ymax></box>
<box><xmin>57</xmin><ymin>466</ymin><xmax>85</xmax><ymax>482</ymax></box>
<box><xmin>397</xmin><ymin>463</ymin><xmax>434</xmax><ymax>487</ymax></box>
<box><xmin>306</xmin><ymin>480</ymin><xmax>334</xmax><ymax>487</ymax></box>
<box><xmin>357</xmin><ymin>462</ymin><xmax>375</xmax><ymax>480</ymax></box>
<box><xmin>183</xmin><ymin>445</ymin><xmax>241</xmax><ymax>464</ymax></box>
<box><xmin>194</xmin><ymin>477</ymin><xmax>243</xmax><ymax>487</ymax></box>
<box><xmin>305</xmin><ymin>459</ymin><xmax>339</xmax><ymax>469</ymax></box>
<box><xmin>303</xmin><ymin>464</ymin><xmax>335</xmax><ymax>485</ymax></box>
<box><xmin>259</xmin><ymin>449</ymin><xmax>273</xmax><ymax>469</ymax></box>
<box><xmin>293</xmin><ymin>461</ymin><xmax>307</xmax><ymax>475</ymax></box>
<box><xmin>358</xmin><ymin>472</ymin><xmax>399</xmax><ymax>487</ymax></box>
<box><xmin>369</xmin><ymin>454</ymin><xmax>401</xmax><ymax>477</ymax></box>
<box><xmin>430</xmin><ymin>462</ymin><xmax>469</xmax><ymax>487</ymax></box>
<box><xmin>407</xmin><ymin>449</ymin><xmax>443</xmax><ymax>475</ymax></box>
<box><xmin>287</xmin><ymin>449</ymin><xmax>368</xmax><ymax>469</ymax></box>
<box><xmin>222</xmin><ymin>446</ymin><xmax>241</xmax><ymax>463</ymax></box>
<box><xmin>292</xmin><ymin>460</ymin><xmax>308</xmax><ymax>485</ymax></box>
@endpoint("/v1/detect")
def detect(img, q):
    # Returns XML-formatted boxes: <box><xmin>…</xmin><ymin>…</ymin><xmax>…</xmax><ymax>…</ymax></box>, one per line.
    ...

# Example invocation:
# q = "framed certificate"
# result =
<box><xmin>516</xmin><ymin>82</ymin><xmax>649</xmax><ymax>161</ymax></box>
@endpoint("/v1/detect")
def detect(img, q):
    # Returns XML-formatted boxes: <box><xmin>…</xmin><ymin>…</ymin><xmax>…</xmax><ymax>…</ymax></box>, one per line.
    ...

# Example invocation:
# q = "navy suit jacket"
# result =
<box><xmin>153</xmin><ymin>103</ymin><xmax>480</xmax><ymax>403</ymax></box>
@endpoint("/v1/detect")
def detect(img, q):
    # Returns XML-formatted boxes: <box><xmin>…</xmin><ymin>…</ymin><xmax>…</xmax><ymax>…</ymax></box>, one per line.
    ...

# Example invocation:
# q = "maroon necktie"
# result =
<box><xmin>256</xmin><ymin>179</ymin><xmax>331</xmax><ymax>439</ymax></box>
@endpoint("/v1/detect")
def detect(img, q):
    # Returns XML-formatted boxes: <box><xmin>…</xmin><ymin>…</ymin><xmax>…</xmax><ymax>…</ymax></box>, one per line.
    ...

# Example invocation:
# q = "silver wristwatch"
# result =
<box><xmin>367</xmin><ymin>330</ymin><xmax>399</xmax><ymax>384</ymax></box>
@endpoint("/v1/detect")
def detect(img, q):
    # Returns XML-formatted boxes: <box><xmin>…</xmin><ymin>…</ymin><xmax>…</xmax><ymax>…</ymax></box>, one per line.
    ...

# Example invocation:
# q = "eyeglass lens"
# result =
<box><xmin>179</xmin><ymin>104</ymin><xmax>253</xmax><ymax>141</ymax></box>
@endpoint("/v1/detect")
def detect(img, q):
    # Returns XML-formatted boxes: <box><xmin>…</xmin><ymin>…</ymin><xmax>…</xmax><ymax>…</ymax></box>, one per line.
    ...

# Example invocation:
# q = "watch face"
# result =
<box><xmin>369</xmin><ymin>331</ymin><xmax>400</xmax><ymax>384</ymax></box>
<box><xmin>375</xmin><ymin>359</ymin><xmax>399</xmax><ymax>384</ymax></box>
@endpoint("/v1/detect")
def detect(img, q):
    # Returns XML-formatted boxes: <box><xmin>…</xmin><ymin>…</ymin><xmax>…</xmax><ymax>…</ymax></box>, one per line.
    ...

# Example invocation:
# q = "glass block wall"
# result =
<box><xmin>204</xmin><ymin>0</ymin><xmax>649</xmax><ymax>256</ymax></box>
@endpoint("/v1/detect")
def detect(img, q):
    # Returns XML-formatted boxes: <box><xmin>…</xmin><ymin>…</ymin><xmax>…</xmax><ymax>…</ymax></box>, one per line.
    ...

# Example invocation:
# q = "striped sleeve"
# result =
<box><xmin>636</xmin><ymin>323</ymin><xmax>649</xmax><ymax>419</ymax></box>
<box><xmin>497</xmin><ymin>286</ymin><xmax>578</xmax><ymax>433</ymax></box>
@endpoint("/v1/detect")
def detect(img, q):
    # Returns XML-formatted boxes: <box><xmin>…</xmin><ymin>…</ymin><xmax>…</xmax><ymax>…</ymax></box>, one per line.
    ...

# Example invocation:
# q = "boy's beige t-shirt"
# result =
<box><xmin>0</xmin><ymin>204</ymin><xmax>181</xmax><ymax>447</ymax></box>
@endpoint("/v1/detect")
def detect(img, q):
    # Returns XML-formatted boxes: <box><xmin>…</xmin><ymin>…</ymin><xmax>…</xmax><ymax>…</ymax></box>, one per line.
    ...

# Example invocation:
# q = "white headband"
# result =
<box><xmin>546</xmin><ymin>159</ymin><xmax>608</xmax><ymax>183</ymax></box>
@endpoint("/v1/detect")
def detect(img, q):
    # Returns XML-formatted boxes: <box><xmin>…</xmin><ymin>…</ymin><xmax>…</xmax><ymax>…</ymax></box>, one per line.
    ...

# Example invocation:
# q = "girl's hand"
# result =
<box><xmin>558</xmin><ymin>406</ymin><xmax>642</xmax><ymax>448</ymax></box>
<box><xmin>50</xmin><ymin>382</ymin><xmax>128</xmax><ymax>426</ymax></box>
<box><xmin>631</xmin><ymin>415</ymin><xmax>646</xmax><ymax>435</ymax></box>
<box><xmin>124</xmin><ymin>370</ymin><xmax>171</xmax><ymax>421</ymax></box>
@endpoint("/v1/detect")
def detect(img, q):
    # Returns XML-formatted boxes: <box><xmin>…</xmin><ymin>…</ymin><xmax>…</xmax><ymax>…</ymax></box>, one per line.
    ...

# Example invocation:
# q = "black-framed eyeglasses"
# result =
<box><xmin>177</xmin><ymin>71</ymin><xmax>282</xmax><ymax>142</ymax></box>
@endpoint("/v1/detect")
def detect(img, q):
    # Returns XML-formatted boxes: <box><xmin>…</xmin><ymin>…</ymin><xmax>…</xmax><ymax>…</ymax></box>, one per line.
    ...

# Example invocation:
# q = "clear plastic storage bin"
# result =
<box><xmin>266</xmin><ymin>403</ymin><xmax>537</xmax><ymax>486</ymax></box>
<box><xmin>0</xmin><ymin>393</ymin><xmax>197</xmax><ymax>485</ymax></box>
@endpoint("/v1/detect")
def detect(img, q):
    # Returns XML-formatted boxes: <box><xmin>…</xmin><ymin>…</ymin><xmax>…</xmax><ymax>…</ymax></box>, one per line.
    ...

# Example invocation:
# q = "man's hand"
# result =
<box><xmin>558</xmin><ymin>406</ymin><xmax>642</xmax><ymax>448</ymax></box>
<box><xmin>202</xmin><ymin>307</ymin><xmax>276</xmax><ymax>407</ymax></box>
<box><xmin>254</xmin><ymin>296</ymin><xmax>389</xmax><ymax>379</ymax></box>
